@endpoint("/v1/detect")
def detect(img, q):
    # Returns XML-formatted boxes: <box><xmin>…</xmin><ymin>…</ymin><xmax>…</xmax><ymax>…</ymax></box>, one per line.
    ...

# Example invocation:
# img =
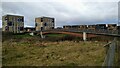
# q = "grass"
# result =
<box><xmin>3</xmin><ymin>41</ymin><xmax>106</xmax><ymax>66</ymax></box>
<box><xmin>2</xmin><ymin>32</ymin><xmax>108</xmax><ymax>66</ymax></box>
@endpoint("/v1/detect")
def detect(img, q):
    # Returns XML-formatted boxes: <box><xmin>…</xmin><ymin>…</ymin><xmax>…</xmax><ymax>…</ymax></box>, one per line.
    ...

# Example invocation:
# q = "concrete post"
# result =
<box><xmin>83</xmin><ymin>32</ymin><xmax>87</xmax><ymax>41</ymax></box>
<box><xmin>29</xmin><ymin>32</ymin><xmax>34</xmax><ymax>36</ymax></box>
<box><xmin>40</xmin><ymin>31</ymin><xmax>44</xmax><ymax>38</ymax></box>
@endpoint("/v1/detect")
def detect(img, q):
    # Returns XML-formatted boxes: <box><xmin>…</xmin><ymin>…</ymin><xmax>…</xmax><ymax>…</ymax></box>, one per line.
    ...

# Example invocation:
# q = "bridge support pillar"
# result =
<box><xmin>40</xmin><ymin>31</ymin><xmax>44</xmax><ymax>38</ymax></box>
<box><xmin>83</xmin><ymin>32</ymin><xmax>87</xmax><ymax>41</ymax></box>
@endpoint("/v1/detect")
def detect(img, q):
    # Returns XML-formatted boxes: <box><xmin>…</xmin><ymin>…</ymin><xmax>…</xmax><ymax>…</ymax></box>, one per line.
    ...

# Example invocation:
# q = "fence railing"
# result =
<box><xmin>102</xmin><ymin>38</ymin><xmax>116</xmax><ymax>67</ymax></box>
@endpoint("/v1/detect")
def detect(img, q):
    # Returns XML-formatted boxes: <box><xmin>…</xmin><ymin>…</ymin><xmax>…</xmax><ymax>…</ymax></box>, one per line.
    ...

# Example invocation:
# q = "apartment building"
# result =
<box><xmin>35</xmin><ymin>16</ymin><xmax>54</xmax><ymax>31</ymax></box>
<box><xmin>2</xmin><ymin>14</ymin><xmax>24</xmax><ymax>33</ymax></box>
<box><xmin>108</xmin><ymin>24</ymin><xmax>117</xmax><ymax>30</ymax></box>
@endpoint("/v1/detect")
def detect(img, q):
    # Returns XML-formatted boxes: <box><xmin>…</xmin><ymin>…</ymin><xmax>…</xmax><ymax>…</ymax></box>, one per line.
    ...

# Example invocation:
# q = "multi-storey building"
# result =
<box><xmin>88</xmin><ymin>25</ymin><xmax>96</xmax><ymax>30</ymax></box>
<box><xmin>108</xmin><ymin>24</ymin><xmax>117</xmax><ymax>30</ymax></box>
<box><xmin>2</xmin><ymin>14</ymin><xmax>24</xmax><ymax>33</ymax></box>
<box><xmin>63</xmin><ymin>25</ymin><xmax>72</xmax><ymax>29</ymax></box>
<box><xmin>63</xmin><ymin>25</ymin><xmax>88</xmax><ymax>30</ymax></box>
<box><xmin>78</xmin><ymin>25</ymin><xmax>87</xmax><ymax>30</ymax></box>
<box><xmin>95</xmin><ymin>24</ymin><xmax>107</xmax><ymax>30</ymax></box>
<box><xmin>35</xmin><ymin>16</ymin><xmax>54</xmax><ymax>31</ymax></box>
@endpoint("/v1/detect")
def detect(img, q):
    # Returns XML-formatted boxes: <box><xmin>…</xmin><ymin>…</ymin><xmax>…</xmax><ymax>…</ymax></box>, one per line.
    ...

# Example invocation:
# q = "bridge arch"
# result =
<box><xmin>42</xmin><ymin>31</ymin><xmax>97</xmax><ymax>38</ymax></box>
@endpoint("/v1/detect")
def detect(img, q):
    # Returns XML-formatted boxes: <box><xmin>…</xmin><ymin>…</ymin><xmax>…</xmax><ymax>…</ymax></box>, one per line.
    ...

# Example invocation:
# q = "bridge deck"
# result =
<box><xmin>34</xmin><ymin>29</ymin><xmax>120</xmax><ymax>37</ymax></box>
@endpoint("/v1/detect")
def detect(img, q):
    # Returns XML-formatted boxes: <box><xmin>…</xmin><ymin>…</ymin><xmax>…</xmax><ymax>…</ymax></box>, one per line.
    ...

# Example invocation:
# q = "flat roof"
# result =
<box><xmin>36</xmin><ymin>16</ymin><xmax>54</xmax><ymax>19</ymax></box>
<box><xmin>3</xmin><ymin>14</ymin><xmax>24</xmax><ymax>17</ymax></box>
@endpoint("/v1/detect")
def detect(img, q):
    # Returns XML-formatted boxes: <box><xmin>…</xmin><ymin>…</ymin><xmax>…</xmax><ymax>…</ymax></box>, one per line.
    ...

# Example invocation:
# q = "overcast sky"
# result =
<box><xmin>1</xmin><ymin>0</ymin><xmax>120</xmax><ymax>28</ymax></box>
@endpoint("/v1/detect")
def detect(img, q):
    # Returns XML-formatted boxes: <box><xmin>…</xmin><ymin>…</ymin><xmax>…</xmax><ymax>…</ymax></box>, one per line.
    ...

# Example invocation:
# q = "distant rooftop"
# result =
<box><xmin>3</xmin><ymin>14</ymin><xmax>24</xmax><ymax>17</ymax></box>
<box><xmin>36</xmin><ymin>16</ymin><xmax>54</xmax><ymax>19</ymax></box>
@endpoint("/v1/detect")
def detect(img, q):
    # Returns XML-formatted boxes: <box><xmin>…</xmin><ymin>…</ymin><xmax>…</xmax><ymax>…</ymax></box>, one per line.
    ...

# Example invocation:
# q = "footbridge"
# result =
<box><xmin>34</xmin><ymin>29</ymin><xmax>120</xmax><ymax>39</ymax></box>
<box><xmin>33</xmin><ymin>28</ymin><xmax>120</xmax><ymax>41</ymax></box>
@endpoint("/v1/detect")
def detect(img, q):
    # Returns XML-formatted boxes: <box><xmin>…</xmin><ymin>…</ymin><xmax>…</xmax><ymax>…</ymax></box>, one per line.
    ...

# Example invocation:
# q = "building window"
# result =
<box><xmin>21</xmin><ymin>18</ymin><xmax>24</xmax><ymax>22</ymax></box>
<box><xmin>35</xmin><ymin>23</ymin><xmax>37</xmax><ymax>26</ymax></box>
<box><xmin>52</xmin><ymin>27</ymin><xmax>54</xmax><ymax>29</ymax></box>
<box><xmin>20</xmin><ymin>27</ymin><xmax>24</xmax><ymax>31</ymax></box>
<box><xmin>19</xmin><ymin>18</ymin><xmax>21</xmax><ymax>22</ymax></box>
<box><xmin>44</xmin><ymin>23</ymin><xmax>47</xmax><ymax>26</ymax></box>
<box><xmin>17</xmin><ymin>18</ymin><xmax>20</xmax><ymax>22</ymax></box>
<box><xmin>52</xmin><ymin>19</ymin><xmax>54</xmax><ymax>22</ymax></box>
<box><xmin>41</xmin><ymin>27</ymin><xmax>43</xmax><ymax>31</ymax></box>
<box><xmin>5</xmin><ymin>17</ymin><xmax>8</xmax><ymax>20</ymax></box>
<box><xmin>8</xmin><ymin>22</ymin><xmax>12</xmax><ymax>26</ymax></box>
<box><xmin>5</xmin><ymin>26</ymin><xmax>8</xmax><ymax>30</ymax></box>
<box><xmin>41</xmin><ymin>18</ymin><xmax>43</xmax><ymax>22</ymax></box>
<box><xmin>17</xmin><ymin>18</ymin><xmax>23</xmax><ymax>22</ymax></box>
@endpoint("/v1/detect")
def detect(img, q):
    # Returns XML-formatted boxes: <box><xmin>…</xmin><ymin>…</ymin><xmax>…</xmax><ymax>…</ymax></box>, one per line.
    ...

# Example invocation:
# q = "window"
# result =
<box><xmin>5</xmin><ymin>26</ymin><xmax>8</xmax><ymax>30</ymax></box>
<box><xmin>52</xmin><ymin>27</ymin><xmax>54</xmax><ymax>29</ymax></box>
<box><xmin>35</xmin><ymin>23</ymin><xmax>37</xmax><ymax>26</ymax></box>
<box><xmin>52</xmin><ymin>19</ymin><xmax>54</xmax><ymax>22</ymax></box>
<box><xmin>17</xmin><ymin>18</ymin><xmax>23</xmax><ymax>22</ymax></box>
<box><xmin>8</xmin><ymin>22</ymin><xmax>12</xmax><ymax>26</ymax></box>
<box><xmin>44</xmin><ymin>23</ymin><xmax>47</xmax><ymax>26</ymax></box>
<box><xmin>17</xmin><ymin>18</ymin><xmax>20</xmax><ymax>22</ymax></box>
<box><xmin>20</xmin><ymin>18</ymin><xmax>22</xmax><ymax>22</ymax></box>
<box><xmin>5</xmin><ymin>17</ymin><xmax>8</xmax><ymax>20</ymax></box>
<box><xmin>20</xmin><ymin>27</ymin><xmax>24</xmax><ymax>31</ymax></box>
<box><xmin>41</xmin><ymin>18</ymin><xmax>43</xmax><ymax>22</ymax></box>
<box><xmin>41</xmin><ymin>27</ymin><xmax>43</xmax><ymax>31</ymax></box>
<box><xmin>21</xmin><ymin>18</ymin><xmax>24</xmax><ymax>22</ymax></box>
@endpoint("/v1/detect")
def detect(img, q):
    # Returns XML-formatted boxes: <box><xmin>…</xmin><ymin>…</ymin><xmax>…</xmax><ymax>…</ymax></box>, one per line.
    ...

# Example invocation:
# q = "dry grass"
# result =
<box><xmin>2</xmin><ymin>33</ymin><xmax>110</xmax><ymax>66</ymax></box>
<box><xmin>2</xmin><ymin>34</ymin><xmax>107</xmax><ymax>66</ymax></box>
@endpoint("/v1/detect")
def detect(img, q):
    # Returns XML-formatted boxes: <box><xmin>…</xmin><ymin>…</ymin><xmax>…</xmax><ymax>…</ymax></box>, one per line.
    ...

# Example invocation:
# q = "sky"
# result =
<box><xmin>1</xmin><ymin>0</ymin><xmax>120</xmax><ymax>28</ymax></box>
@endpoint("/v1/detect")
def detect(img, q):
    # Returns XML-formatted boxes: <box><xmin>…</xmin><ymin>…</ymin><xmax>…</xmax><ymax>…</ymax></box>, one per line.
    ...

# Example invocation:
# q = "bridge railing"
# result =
<box><xmin>36</xmin><ymin>28</ymin><xmax>119</xmax><ymax>36</ymax></box>
<box><xmin>61</xmin><ymin>29</ymin><xmax>118</xmax><ymax>35</ymax></box>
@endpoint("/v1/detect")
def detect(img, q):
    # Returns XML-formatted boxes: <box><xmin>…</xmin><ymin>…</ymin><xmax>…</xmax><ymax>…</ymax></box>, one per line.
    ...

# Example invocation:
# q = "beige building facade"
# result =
<box><xmin>2</xmin><ymin>14</ymin><xmax>24</xmax><ymax>33</ymax></box>
<box><xmin>35</xmin><ymin>17</ymin><xmax>54</xmax><ymax>31</ymax></box>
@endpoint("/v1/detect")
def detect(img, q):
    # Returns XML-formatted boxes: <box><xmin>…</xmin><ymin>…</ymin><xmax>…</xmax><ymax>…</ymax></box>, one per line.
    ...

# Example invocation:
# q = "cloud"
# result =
<box><xmin>1</xmin><ymin>1</ymin><xmax>118</xmax><ymax>28</ymax></box>
<box><xmin>1</xmin><ymin>0</ymin><xmax>120</xmax><ymax>2</ymax></box>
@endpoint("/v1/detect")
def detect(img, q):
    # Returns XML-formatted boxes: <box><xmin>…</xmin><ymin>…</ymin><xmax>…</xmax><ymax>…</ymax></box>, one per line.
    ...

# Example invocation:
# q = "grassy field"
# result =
<box><xmin>2</xmin><ymin>33</ymin><xmax>107</xmax><ymax>66</ymax></box>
